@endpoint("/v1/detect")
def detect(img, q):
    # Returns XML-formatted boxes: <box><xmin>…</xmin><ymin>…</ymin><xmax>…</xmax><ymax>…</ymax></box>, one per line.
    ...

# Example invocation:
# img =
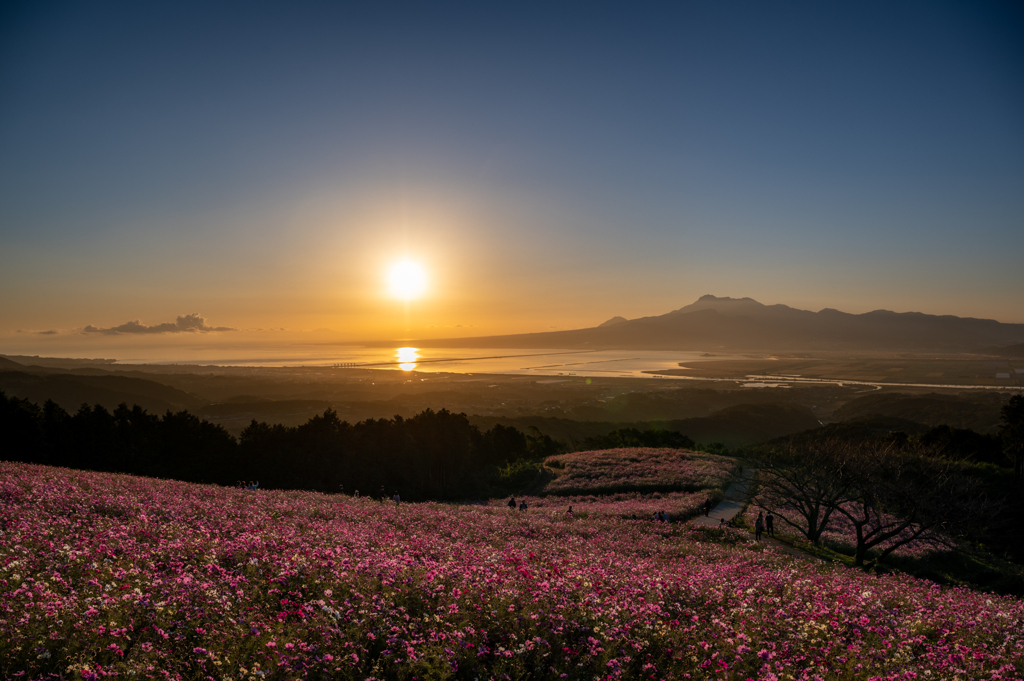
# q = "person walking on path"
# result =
<box><xmin>703</xmin><ymin>498</ymin><xmax>713</xmax><ymax>517</ymax></box>
<box><xmin>755</xmin><ymin>511</ymin><xmax>765</xmax><ymax>541</ymax></box>
<box><xmin>765</xmin><ymin>511</ymin><xmax>775</xmax><ymax>537</ymax></box>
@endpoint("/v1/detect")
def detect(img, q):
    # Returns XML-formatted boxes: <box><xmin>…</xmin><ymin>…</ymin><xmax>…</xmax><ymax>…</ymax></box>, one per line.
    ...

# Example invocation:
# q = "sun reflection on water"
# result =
<box><xmin>396</xmin><ymin>347</ymin><xmax>418</xmax><ymax>371</ymax></box>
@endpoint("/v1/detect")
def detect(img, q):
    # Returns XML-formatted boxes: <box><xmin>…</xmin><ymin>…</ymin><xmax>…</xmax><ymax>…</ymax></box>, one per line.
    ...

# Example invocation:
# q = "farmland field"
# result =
<box><xmin>652</xmin><ymin>357</ymin><xmax>1023</xmax><ymax>388</ymax></box>
<box><xmin>2</xmin><ymin>461</ymin><xmax>1023</xmax><ymax>680</ymax></box>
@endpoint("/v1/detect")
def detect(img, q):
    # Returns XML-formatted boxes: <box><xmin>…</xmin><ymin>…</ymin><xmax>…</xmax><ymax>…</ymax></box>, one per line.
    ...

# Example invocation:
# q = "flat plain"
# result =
<box><xmin>653</xmin><ymin>355</ymin><xmax>1024</xmax><ymax>389</ymax></box>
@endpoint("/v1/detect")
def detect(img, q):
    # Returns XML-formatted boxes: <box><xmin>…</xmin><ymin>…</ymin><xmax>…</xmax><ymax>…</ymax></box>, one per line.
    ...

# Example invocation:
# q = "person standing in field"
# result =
<box><xmin>765</xmin><ymin>511</ymin><xmax>775</xmax><ymax>537</ymax></box>
<box><xmin>519</xmin><ymin>500</ymin><xmax>527</xmax><ymax>511</ymax></box>
<box><xmin>393</xmin><ymin>491</ymin><xmax>400</xmax><ymax>505</ymax></box>
<box><xmin>508</xmin><ymin>496</ymin><xmax>517</xmax><ymax>510</ymax></box>
<box><xmin>755</xmin><ymin>511</ymin><xmax>764</xmax><ymax>541</ymax></box>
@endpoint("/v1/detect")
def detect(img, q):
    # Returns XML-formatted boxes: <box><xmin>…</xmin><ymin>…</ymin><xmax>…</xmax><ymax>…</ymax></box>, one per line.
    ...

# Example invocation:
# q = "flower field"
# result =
<box><xmin>542</xmin><ymin>448</ymin><xmax>738</xmax><ymax>496</ymax></box>
<box><xmin>487</xmin><ymin>490</ymin><xmax>715</xmax><ymax>521</ymax></box>
<box><xmin>742</xmin><ymin>503</ymin><xmax>953</xmax><ymax>561</ymax></box>
<box><xmin>3</xmin><ymin>461</ymin><xmax>1024</xmax><ymax>680</ymax></box>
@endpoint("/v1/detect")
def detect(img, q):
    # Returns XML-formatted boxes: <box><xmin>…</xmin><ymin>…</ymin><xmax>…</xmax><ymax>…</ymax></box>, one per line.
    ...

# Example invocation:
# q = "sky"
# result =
<box><xmin>1</xmin><ymin>1</ymin><xmax>1023</xmax><ymax>359</ymax></box>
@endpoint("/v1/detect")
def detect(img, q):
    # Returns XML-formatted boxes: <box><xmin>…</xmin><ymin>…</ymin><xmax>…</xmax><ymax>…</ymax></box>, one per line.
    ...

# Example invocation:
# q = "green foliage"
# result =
<box><xmin>580</xmin><ymin>427</ymin><xmax>694</xmax><ymax>451</ymax></box>
<box><xmin>782</xmin><ymin>418</ymin><xmax>1008</xmax><ymax>467</ymax></box>
<box><xmin>999</xmin><ymin>394</ymin><xmax>1024</xmax><ymax>481</ymax></box>
<box><xmin>492</xmin><ymin>458</ymin><xmax>547</xmax><ymax>495</ymax></box>
<box><xmin>913</xmin><ymin>424</ymin><xmax>1003</xmax><ymax>464</ymax></box>
<box><xmin>473</xmin><ymin>402</ymin><xmax>821</xmax><ymax>449</ymax></box>
<box><xmin>525</xmin><ymin>426</ymin><xmax>566</xmax><ymax>458</ymax></box>
<box><xmin>882</xmin><ymin>546</ymin><xmax>1024</xmax><ymax>596</ymax></box>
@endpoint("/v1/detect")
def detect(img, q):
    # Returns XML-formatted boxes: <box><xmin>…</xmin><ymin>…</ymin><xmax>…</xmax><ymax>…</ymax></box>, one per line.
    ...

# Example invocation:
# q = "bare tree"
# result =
<box><xmin>756</xmin><ymin>438</ymin><xmax>1001</xmax><ymax>568</ymax></box>
<box><xmin>754</xmin><ymin>438</ymin><xmax>859</xmax><ymax>545</ymax></box>
<box><xmin>834</xmin><ymin>444</ymin><xmax>998</xmax><ymax>567</ymax></box>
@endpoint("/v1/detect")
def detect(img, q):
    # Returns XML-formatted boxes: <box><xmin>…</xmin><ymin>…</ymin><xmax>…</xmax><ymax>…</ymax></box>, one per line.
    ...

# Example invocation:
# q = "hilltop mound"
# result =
<box><xmin>542</xmin><ymin>447</ymin><xmax>738</xmax><ymax>496</ymax></box>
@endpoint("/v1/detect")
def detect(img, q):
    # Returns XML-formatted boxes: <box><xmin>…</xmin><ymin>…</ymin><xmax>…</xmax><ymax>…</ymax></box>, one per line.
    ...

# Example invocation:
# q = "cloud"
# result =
<box><xmin>37</xmin><ymin>330</ymin><xmax>59</xmax><ymax>335</ymax></box>
<box><xmin>83</xmin><ymin>314</ymin><xmax>235</xmax><ymax>335</ymax></box>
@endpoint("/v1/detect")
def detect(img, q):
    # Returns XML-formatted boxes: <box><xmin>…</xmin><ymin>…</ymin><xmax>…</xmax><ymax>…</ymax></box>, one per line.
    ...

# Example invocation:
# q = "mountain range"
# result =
<box><xmin>410</xmin><ymin>295</ymin><xmax>1024</xmax><ymax>353</ymax></box>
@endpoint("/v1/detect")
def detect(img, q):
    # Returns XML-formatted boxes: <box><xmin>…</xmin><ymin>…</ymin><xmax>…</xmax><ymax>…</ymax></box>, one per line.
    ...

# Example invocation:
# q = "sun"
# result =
<box><xmin>386</xmin><ymin>260</ymin><xmax>427</xmax><ymax>301</ymax></box>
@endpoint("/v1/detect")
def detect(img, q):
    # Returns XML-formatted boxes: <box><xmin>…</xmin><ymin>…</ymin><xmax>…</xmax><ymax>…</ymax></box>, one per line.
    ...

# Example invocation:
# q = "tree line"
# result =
<box><xmin>0</xmin><ymin>391</ymin><xmax>563</xmax><ymax>500</ymax></box>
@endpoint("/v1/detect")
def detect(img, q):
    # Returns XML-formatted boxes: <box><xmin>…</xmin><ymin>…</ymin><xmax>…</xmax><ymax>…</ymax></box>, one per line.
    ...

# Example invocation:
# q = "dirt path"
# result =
<box><xmin>690</xmin><ymin>464</ymin><xmax>821</xmax><ymax>562</ymax></box>
<box><xmin>690</xmin><ymin>466</ymin><xmax>754</xmax><ymax>527</ymax></box>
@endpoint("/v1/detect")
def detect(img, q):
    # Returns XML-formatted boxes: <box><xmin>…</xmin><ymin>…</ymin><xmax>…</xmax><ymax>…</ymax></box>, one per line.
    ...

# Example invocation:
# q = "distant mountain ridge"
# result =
<box><xmin>410</xmin><ymin>295</ymin><xmax>1024</xmax><ymax>352</ymax></box>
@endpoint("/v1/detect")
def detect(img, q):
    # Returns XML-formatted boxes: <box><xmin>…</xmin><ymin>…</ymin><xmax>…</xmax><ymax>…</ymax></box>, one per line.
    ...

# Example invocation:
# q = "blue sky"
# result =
<box><xmin>1</xmin><ymin>1</ymin><xmax>1022</xmax><ymax>352</ymax></box>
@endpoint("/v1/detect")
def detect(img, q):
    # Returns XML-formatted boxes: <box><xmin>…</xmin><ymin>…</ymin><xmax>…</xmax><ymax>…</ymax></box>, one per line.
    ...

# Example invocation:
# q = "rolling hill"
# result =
<box><xmin>0</xmin><ymin>371</ymin><xmax>204</xmax><ymax>413</ymax></box>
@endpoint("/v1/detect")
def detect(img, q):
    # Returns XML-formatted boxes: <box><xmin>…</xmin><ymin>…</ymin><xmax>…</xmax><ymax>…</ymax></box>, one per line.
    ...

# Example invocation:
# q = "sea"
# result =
<box><xmin>97</xmin><ymin>346</ymin><xmax>746</xmax><ymax>380</ymax></box>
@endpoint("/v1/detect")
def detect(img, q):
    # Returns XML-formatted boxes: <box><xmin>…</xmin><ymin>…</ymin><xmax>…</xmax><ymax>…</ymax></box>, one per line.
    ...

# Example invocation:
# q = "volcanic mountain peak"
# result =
<box><xmin>669</xmin><ymin>294</ymin><xmax>809</xmax><ymax>319</ymax></box>
<box><xmin>598</xmin><ymin>316</ymin><xmax>628</xmax><ymax>327</ymax></box>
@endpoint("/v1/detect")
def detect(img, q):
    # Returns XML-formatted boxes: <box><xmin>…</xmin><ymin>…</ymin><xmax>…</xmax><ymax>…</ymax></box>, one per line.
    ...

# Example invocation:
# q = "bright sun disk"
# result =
<box><xmin>386</xmin><ymin>260</ymin><xmax>427</xmax><ymax>301</ymax></box>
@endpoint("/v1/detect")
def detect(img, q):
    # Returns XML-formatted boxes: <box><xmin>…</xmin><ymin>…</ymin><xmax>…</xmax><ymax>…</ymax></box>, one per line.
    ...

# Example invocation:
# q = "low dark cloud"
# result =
<box><xmin>83</xmin><ymin>314</ymin><xmax>235</xmax><ymax>335</ymax></box>
<box><xmin>37</xmin><ymin>330</ymin><xmax>59</xmax><ymax>335</ymax></box>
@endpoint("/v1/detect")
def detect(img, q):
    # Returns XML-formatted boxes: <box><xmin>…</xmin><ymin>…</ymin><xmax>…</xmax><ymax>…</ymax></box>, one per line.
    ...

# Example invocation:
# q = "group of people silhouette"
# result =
<box><xmin>754</xmin><ymin>510</ymin><xmax>775</xmax><ymax>540</ymax></box>
<box><xmin>253</xmin><ymin>482</ymin><xmax>778</xmax><ymax>540</ymax></box>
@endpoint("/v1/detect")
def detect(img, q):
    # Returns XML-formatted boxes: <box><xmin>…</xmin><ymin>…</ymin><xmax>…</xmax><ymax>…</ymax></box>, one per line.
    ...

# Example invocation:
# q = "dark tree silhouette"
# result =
<box><xmin>1000</xmin><ymin>395</ymin><xmax>1024</xmax><ymax>482</ymax></box>
<box><xmin>0</xmin><ymin>392</ymin><xmax>566</xmax><ymax>499</ymax></box>
<box><xmin>833</xmin><ymin>445</ymin><xmax>995</xmax><ymax>567</ymax></box>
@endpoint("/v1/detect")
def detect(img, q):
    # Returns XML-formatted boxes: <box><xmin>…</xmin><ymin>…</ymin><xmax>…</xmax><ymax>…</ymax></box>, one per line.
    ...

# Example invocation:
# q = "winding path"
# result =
<box><xmin>690</xmin><ymin>466</ymin><xmax>755</xmax><ymax>527</ymax></box>
<box><xmin>690</xmin><ymin>464</ymin><xmax>821</xmax><ymax>561</ymax></box>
